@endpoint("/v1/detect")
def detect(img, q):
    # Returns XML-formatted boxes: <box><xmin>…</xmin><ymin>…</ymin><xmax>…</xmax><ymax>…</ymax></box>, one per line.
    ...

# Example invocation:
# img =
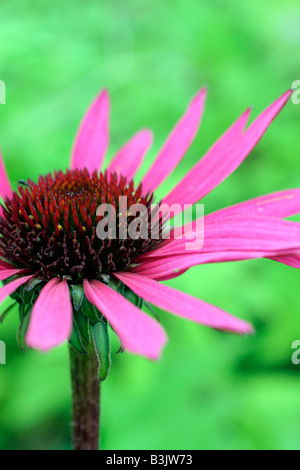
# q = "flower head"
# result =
<box><xmin>1</xmin><ymin>87</ymin><xmax>300</xmax><ymax>362</ymax></box>
<box><xmin>0</xmin><ymin>169</ymin><xmax>161</xmax><ymax>281</ymax></box>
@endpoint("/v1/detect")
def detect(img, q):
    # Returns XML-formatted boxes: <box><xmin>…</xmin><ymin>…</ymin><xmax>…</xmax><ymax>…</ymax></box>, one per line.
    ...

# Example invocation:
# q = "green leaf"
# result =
<box><xmin>92</xmin><ymin>322</ymin><xmax>111</xmax><ymax>381</ymax></box>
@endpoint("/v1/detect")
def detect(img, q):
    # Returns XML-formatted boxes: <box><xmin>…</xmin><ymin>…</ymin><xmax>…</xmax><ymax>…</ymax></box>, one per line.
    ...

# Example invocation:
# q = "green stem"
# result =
<box><xmin>69</xmin><ymin>342</ymin><xmax>100</xmax><ymax>450</ymax></box>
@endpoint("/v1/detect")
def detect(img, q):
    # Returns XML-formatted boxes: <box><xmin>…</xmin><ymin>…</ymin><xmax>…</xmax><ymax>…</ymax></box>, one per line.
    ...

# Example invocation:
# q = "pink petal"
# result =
<box><xmin>0</xmin><ymin>268</ymin><xmax>27</xmax><ymax>282</ymax></box>
<box><xmin>140</xmin><ymin>216</ymin><xmax>300</xmax><ymax>260</ymax></box>
<box><xmin>203</xmin><ymin>190</ymin><xmax>300</xmax><ymax>269</ymax></box>
<box><xmin>0</xmin><ymin>275</ymin><xmax>33</xmax><ymax>303</ymax></box>
<box><xmin>107</xmin><ymin>130</ymin><xmax>153</xmax><ymax>180</ymax></box>
<box><xmin>172</xmin><ymin>188</ymin><xmax>300</xmax><ymax>239</ymax></box>
<box><xmin>142</xmin><ymin>89</ymin><xmax>207</xmax><ymax>194</ymax></box>
<box><xmin>0</xmin><ymin>147</ymin><xmax>12</xmax><ymax>200</ymax></box>
<box><xmin>83</xmin><ymin>279</ymin><xmax>167</xmax><ymax>360</ymax></box>
<box><xmin>201</xmin><ymin>216</ymin><xmax>300</xmax><ymax>253</ymax></box>
<box><xmin>162</xmin><ymin>109</ymin><xmax>250</xmax><ymax>212</ymax></box>
<box><xmin>115</xmin><ymin>272</ymin><xmax>253</xmax><ymax>334</ymax></box>
<box><xmin>25</xmin><ymin>278</ymin><xmax>72</xmax><ymax>352</ymax></box>
<box><xmin>270</xmin><ymin>254</ymin><xmax>300</xmax><ymax>269</ymax></box>
<box><xmin>164</xmin><ymin>90</ymin><xmax>292</xmax><ymax>214</ymax></box>
<box><xmin>71</xmin><ymin>90</ymin><xmax>110</xmax><ymax>174</ymax></box>
<box><xmin>130</xmin><ymin>251</ymin><xmax>282</xmax><ymax>280</ymax></box>
<box><xmin>132</xmin><ymin>216</ymin><xmax>300</xmax><ymax>279</ymax></box>
<box><xmin>206</xmin><ymin>188</ymin><xmax>300</xmax><ymax>222</ymax></box>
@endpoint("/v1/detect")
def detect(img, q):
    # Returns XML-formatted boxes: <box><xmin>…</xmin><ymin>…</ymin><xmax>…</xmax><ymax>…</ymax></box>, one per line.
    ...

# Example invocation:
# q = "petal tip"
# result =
<box><xmin>99</xmin><ymin>87</ymin><xmax>109</xmax><ymax>98</ymax></box>
<box><xmin>193</xmin><ymin>87</ymin><xmax>208</xmax><ymax>104</ymax></box>
<box><xmin>240</xmin><ymin>322</ymin><xmax>255</xmax><ymax>335</ymax></box>
<box><xmin>273</xmin><ymin>89</ymin><xmax>293</xmax><ymax>109</ymax></box>
<box><xmin>100</xmin><ymin>88</ymin><xmax>110</xmax><ymax>103</ymax></box>
<box><xmin>139</xmin><ymin>129</ymin><xmax>154</xmax><ymax>143</ymax></box>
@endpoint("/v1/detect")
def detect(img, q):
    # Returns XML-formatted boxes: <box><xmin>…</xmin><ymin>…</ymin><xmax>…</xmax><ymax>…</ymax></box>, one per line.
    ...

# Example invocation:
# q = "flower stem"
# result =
<box><xmin>69</xmin><ymin>342</ymin><xmax>100</xmax><ymax>450</ymax></box>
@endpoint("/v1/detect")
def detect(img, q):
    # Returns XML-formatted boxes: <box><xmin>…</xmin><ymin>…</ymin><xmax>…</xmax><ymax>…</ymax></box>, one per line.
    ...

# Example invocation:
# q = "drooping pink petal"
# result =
<box><xmin>270</xmin><ymin>254</ymin><xmax>300</xmax><ymax>269</ymax></box>
<box><xmin>141</xmin><ymin>88</ymin><xmax>207</xmax><ymax>194</ymax></box>
<box><xmin>139</xmin><ymin>216</ymin><xmax>300</xmax><ymax>260</ymax></box>
<box><xmin>115</xmin><ymin>272</ymin><xmax>253</xmax><ymax>334</ymax></box>
<box><xmin>0</xmin><ymin>268</ymin><xmax>28</xmax><ymax>282</ymax></box>
<box><xmin>84</xmin><ymin>279</ymin><xmax>167</xmax><ymax>360</ymax></box>
<box><xmin>205</xmin><ymin>188</ymin><xmax>300</xmax><ymax>222</ymax></box>
<box><xmin>71</xmin><ymin>90</ymin><xmax>110</xmax><ymax>174</ymax></box>
<box><xmin>0</xmin><ymin>275</ymin><xmax>33</xmax><ymax>304</ymax></box>
<box><xmin>0</xmin><ymin>147</ymin><xmax>12</xmax><ymax>200</ymax></box>
<box><xmin>131</xmin><ymin>216</ymin><xmax>300</xmax><ymax>280</ymax></box>
<box><xmin>107</xmin><ymin>130</ymin><xmax>153</xmax><ymax>180</ymax></box>
<box><xmin>163</xmin><ymin>90</ymin><xmax>292</xmax><ymax>215</ymax></box>
<box><xmin>25</xmin><ymin>278</ymin><xmax>72</xmax><ymax>352</ymax></box>
<box><xmin>171</xmin><ymin>188</ymin><xmax>300</xmax><ymax>239</ymax></box>
<box><xmin>129</xmin><ymin>251</ymin><xmax>286</xmax><ymax>280</ymax></box>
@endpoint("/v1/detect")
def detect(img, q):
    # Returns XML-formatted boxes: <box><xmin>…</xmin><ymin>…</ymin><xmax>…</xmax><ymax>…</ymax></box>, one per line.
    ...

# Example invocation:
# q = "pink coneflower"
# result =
<box><xmin>0</xmin><ymin>88</ymin><xmax>299</xmax><ymax>449</ymax></box>
<box><xmin>0</xmin><ymin>87</ymin><xmax>299</xmax><ymax>356</ymax></box>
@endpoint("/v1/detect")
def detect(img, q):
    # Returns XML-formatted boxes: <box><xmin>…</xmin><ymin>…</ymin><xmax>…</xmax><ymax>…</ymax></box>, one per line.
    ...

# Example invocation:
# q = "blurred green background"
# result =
<box><xmin>1</xmin><ymin>0</ymin><xmax>300</xmax><ymax>450</ymax></box>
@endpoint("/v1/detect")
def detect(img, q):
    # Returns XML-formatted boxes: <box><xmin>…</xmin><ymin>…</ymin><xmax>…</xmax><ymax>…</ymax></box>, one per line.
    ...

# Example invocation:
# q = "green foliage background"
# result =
<box><xmin>1</xmin><ymin>0</ymin><xmax>300</xmax><ymax>450</ymax></box>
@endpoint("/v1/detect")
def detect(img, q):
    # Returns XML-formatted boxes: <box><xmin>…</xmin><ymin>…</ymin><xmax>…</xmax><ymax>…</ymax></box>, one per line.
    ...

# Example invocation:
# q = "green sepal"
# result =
<box><xmin>68</xmin><ymin>320</ymin><xmax>87</xmax><ymax>355</ymax></box>
<box><xmin>144</xmin><ymin>300</ymin><xmax>160</xmax><ymax>322</ymax></box>
<box><xmin>118</xmin><ymin>282</ymin><xmax>143</xmax><ymax>309</ymax></box>
<box><xmin>73</xmin><ymin>308</ymin><xmax>91</xmax><ymax>344</ymax></box>
<box><xmin>81</xmin><ymin>295</ymin><xmax>103</xmax><ymax>325</ymax></box>
<box><xmin>5</xmin><ymin>275</ymin><xmax>24</xmax><ymax>304</ymax></box>
<box><xmin>107</xmin><ymin>277</ymin><xmax>119</xmax><ymax>292</ymax></box>
<box><xmin>22</xmin><ymin>279</ymin><xmax>44</xmax><ymax>306</ymax></box>
<box><xmin>0</xmin><ymin>302</ymin><xmax>17</xmax><ymax>324</ymax></box>
<box><xmin>7</xmin><ymin>277</ymin><xmax>44</xmax><ymax>308</ymax></box>
<box><xmin>70</xmin><ymin>284</ymin><xmax>85</xmax><ymax>311</ymax></box>
<box><xmin>92</xmin><ymin>321</ymin><xmax>111</xmax><ymax>381</ymax></box>
<box><xmin>17</xmin><ymin>306</ymin><xmax>31</xmax><ymax>351</ymax></box>
<box><xmin>25</xmin><ymin>277</ymin><xmax>43</xmax><ymax>292</ymax></box>
<box><xmin>19</xmin><ymin>299</ymin><xmax>26</xmax><ymax>320</ymax></box>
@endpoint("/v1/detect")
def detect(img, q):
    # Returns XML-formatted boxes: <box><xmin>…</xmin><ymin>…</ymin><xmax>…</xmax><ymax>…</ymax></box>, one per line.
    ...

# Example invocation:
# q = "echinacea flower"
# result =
<box><xmin>1</xmin><ymin>87</ymin><xmax>300</xmax><ymax>363</ymax></box>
